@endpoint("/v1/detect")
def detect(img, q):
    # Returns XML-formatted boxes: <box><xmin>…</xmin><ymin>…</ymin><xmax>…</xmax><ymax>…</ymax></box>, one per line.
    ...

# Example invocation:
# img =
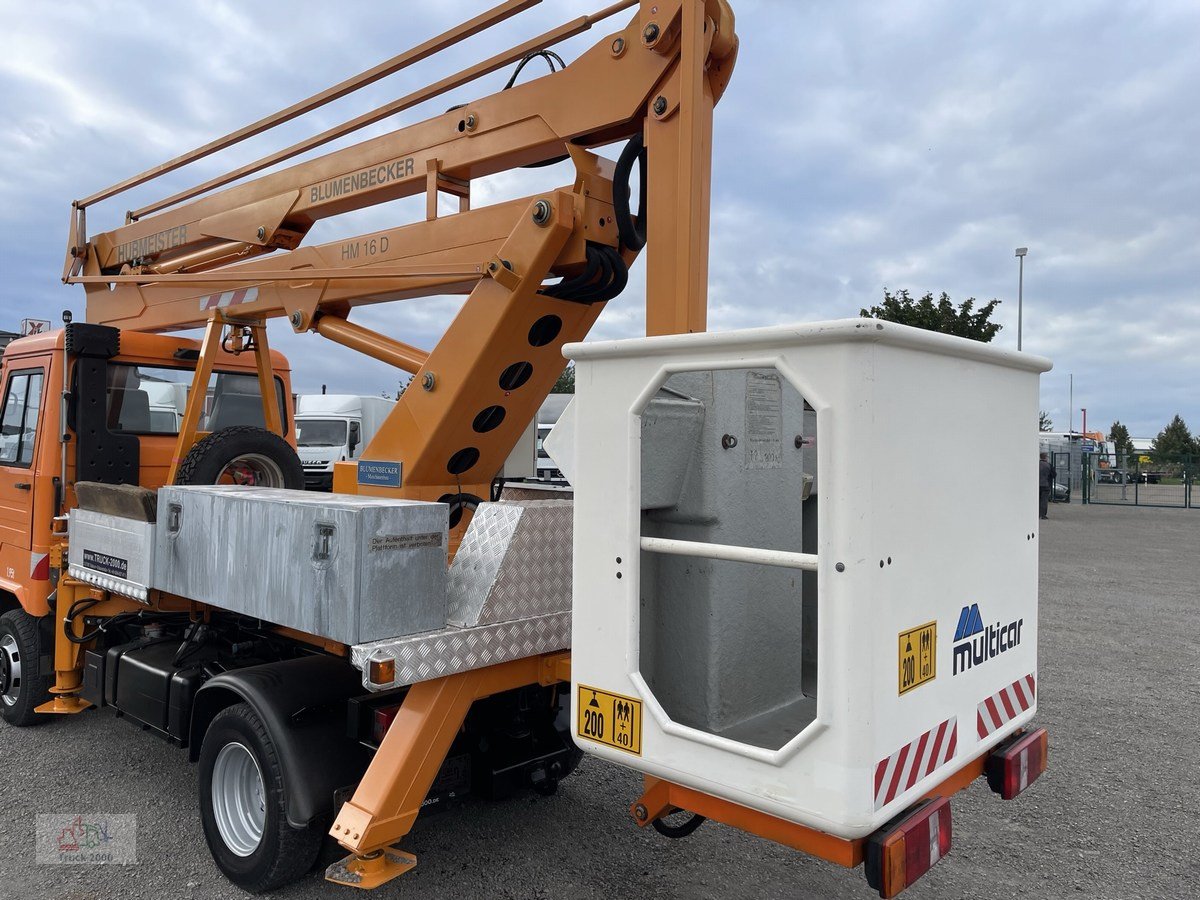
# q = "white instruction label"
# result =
<box><xmin>745</xmin><ymin>371</ymin><xmax>782</xmax><ymax>469</ymax></box>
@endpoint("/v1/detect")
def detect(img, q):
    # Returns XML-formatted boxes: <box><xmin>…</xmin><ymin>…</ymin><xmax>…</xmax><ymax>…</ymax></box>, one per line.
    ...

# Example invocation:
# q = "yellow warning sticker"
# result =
<box><xmin>577</xmin><ymin>684</ymin><xmax>642</xmax><ymax>755</ymax></box>
<box><xmin>898</xmin><ymin>621</ymin><xmax>937</xmax><ymax>695</ymax></box>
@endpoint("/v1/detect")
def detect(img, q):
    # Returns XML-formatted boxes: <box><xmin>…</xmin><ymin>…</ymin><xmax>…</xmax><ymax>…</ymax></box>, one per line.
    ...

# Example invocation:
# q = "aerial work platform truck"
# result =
<box><xmin>0</xmin><ymin>2</ymin><xmax>1049</xmax><ymax>896</ymax></box>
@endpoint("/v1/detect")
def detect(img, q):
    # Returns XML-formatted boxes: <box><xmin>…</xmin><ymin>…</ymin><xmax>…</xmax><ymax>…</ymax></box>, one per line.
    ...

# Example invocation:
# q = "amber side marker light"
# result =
<box><xmin>864</xmin><ymin>796</ymin><xmax>952</xmax><ymax>899</ymax></box>
<box><xmin>986</xmin><ymin>728</ymin><xmax>1049</xmax><ymax>800</ymax></box>
<box><xmin>369</xmin><ymin>657</ymin><xmax>396</xmax><ymax>687</ymax></box>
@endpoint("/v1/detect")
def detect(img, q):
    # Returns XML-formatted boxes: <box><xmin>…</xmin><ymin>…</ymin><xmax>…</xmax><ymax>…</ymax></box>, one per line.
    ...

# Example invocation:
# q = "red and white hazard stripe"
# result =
<box><xmin>874</xmin><ymin>716</ymin><xmax>958</xmax><ymax>810</ymax></box>
<box><xmin>977</xmin><ymin>673</ymin><xmax>1036</xmax><ymax>740</ymax></box>
<box><xmin>199</xmin><ymin>287</ymin><xmax>259</xmax><ymax>311</ymax></box>
<box><xmin>29</xmin><ymin>552</ymin><xmax>50</xmax><ymax>581</ymax></box>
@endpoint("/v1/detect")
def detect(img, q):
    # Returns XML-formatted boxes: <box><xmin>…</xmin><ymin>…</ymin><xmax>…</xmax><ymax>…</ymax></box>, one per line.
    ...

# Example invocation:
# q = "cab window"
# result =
<box><xmin>104</xmin><ymin>364</ymin><xmax>288</xmax><ymax>436</ymax></box>
<box><xmin>0</xmin><ymin>369</ymin><xmax>45</xmax><ymax>468</ymax></box>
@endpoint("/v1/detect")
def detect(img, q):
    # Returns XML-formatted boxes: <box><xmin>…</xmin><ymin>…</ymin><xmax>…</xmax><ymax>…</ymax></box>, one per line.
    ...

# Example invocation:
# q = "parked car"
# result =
<box><xmin>1053</xmin><ymin>481</ymin><xmax>1069</xmax><ymax>501</ymax></box>
<box><xmin>1096</xmin><ymin>469</ymin><xmax>1127</xmax><ymax>484</ymax></box>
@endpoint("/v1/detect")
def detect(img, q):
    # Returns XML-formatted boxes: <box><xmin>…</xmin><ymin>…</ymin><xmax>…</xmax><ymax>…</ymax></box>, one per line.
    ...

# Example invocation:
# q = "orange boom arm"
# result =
<box><xmin>65</xmin><ymin>0</ymin><xmax>738</xmax><ymax>538</ymax></box>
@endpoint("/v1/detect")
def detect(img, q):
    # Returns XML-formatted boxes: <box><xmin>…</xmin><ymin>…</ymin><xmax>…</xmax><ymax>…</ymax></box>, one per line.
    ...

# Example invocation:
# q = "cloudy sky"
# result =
<box><xmin>2</xmin><ymin>0</ymin><xmax>1197</xmax><ymax>439</ymax></box>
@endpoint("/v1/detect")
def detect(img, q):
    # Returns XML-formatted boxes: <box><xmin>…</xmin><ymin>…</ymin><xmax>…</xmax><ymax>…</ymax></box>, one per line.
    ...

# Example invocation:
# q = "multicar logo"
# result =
<box><xmin>952</xmin><ymin>603</ymin><xmax>1023</xmax><ymax>676</ymax></box>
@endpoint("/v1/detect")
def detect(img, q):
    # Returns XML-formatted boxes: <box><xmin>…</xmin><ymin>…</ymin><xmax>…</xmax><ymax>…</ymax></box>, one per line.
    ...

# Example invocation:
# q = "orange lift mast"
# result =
<box><xmin>66</xmin><ymin>0</ymin><xmax>738</xmax><ymax>544</ymax></box>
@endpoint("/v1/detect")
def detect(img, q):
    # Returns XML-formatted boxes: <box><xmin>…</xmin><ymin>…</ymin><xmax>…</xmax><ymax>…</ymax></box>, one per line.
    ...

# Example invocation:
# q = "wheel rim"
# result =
<box><xmin>211</xmin><ymin>742</ymin><xmax>266</xmax><ymax>857</ymax></box>
<box><xmin>216</xmin><ymin>453</ymin><xmax>286</xmax><ymax>487</ymax></box>
<box><xmin>0</xmin><ymin>632</ymin><xmax>21</xmax><ymax>707</ymax></box>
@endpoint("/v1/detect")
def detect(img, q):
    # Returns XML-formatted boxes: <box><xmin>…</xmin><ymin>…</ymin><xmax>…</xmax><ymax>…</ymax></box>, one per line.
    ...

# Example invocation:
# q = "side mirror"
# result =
<box><xmin>348</xmin><ymin>421</ymin><xmax>361</xmax><ymax>455</ymax></box>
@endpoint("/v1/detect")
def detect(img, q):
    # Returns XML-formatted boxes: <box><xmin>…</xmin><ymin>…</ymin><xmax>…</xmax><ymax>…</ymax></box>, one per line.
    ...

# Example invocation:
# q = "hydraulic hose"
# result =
<box><xmin>539</xmin><ymin>243</ymin><xmax>628</xmax><ymax>305</ymax></box>
<box><xmin>541</xmin><ymin>247</ymin><xmax>602</xmax><ymax>299</ymax></box>
<box><xmin>613</xmin><ymin>132</ymin><xmax>647</xmax><ymax>253</ymax></box>
<box><xmin>651</xmin><ymin>811</ymin><xmax>707</xmax><ymax>839</ymax></box>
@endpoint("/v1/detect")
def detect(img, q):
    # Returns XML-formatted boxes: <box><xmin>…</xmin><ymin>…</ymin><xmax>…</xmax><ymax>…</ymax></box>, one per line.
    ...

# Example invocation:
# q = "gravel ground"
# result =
<box><xmin>2</xmin><ymin>500</ymin><xmax>1197</xmax><ymax>899</ymax></box>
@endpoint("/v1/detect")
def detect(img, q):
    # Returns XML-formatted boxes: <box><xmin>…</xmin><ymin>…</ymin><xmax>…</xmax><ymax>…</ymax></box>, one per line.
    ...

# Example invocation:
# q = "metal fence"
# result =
<box><xmin>1050</xmin><ymin>451</ymin><xmax>1074</xmax><ymax>503</ymax></box>
<box><xmin>1082</xmin><ymin>452</ymin><xmax>1199</xmax><ymax>509</ymax></box>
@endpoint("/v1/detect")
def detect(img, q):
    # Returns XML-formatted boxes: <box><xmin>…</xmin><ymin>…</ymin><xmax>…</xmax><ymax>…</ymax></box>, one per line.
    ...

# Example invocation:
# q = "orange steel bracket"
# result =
<box><xmin>38</xmin><ymin>578</ymin><xmax>141</xmax><ymax>715</ymax></box>
<box><xmin>645</xmin><ymin>0</ymin><xmax>717</xmax><ymax>336</ymax></box>
<box><xmin>249</xmin><ymin>319</ymin><xmax>283</xmax><ymax>437</ymax></box>
<box><xmin>166</xmin><ymin>311</ymin><xmax>284</xmax><ymax>485</ymax></box>
<box><xmin>344</xmin><ymin>192</ymin><xmax>593</xmax><ymax>547</ymax></box>
<box><xmin>633</xmin><ymin>777</ymin><xmax>866</xmax><ymax>868</ymax></box>
<box><xmin>167</xmin><ymin>314</ymin><xmax>224</xmax><ymax>484</ymax></box>
<box><xmin>325</xmin><ymin>652</ymin><xmax>569</xmax><ymax>888</ymax></box>
<box><xmin>630</xmin><ymin>755</ymin><xmax>989</xmax><ymax>870</ymax></box>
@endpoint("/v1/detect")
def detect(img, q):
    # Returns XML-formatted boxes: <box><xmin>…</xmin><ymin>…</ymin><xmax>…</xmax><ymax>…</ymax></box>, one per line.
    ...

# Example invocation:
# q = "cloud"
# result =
<box><xmin>1</xmin><ymin>0</ymin><xmax>1198</xmax><ymax>439</ymax></box>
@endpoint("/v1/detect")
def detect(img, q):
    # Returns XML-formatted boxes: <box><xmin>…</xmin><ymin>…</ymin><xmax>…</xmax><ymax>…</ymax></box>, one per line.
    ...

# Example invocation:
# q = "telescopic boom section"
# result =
<box><xmin>66</xmin><ymin>0</ymin><xmax>738</xmax><ymax>541</ymax></box>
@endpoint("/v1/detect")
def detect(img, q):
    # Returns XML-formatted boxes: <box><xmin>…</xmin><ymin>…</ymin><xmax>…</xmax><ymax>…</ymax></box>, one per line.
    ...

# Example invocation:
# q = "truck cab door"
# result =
<box><xmin>0</xmin><ymin>364</ymin><xmax>47</xmax><ymax>586</ymax></box>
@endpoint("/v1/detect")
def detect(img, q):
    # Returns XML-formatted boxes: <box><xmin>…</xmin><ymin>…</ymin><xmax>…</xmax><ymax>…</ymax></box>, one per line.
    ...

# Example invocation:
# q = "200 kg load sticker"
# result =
<box><xmin>898</xmin><ymin>620</ymin><xmax>937</xmax><ymax>695</ymax></box>
<box><xmin>577</xmin><ymin>685</ymin><xmax>642</xmax><ymax>755</ymax></box>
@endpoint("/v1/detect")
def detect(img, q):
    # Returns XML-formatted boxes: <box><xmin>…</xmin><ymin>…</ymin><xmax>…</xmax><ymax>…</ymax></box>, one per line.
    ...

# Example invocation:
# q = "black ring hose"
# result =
<box><xmin>651</xmin><ymin>812</ymin><xmax>707</xmax><ymax>839</ymax></box>
<box><xmin>503</xmin><ymin>50</ymin><xmax>566</xmax><ymax>91</ymax></box>
<box><xmin>614</xmin><ymin>133</ymin><xmax>647</xmax><ymax>252</ymax></box>
<box><xmin>570</xmin><ymin>245</ymin><xmax>617</xmax><ymax>304</ymax></box>
<box><xmin>540</xmin><ymin>243</ymin><xmax>628</xmax><ymax>304</ymax></box>
<box><xmin>542</xmin><ymin>245</ymin><xmax>602</xmax><ymax>298</ymax></box>
<box><xmin>580</xmin><ymin>246</ymin><xmax>627</xmax><ymax>304</ymax></box>
<box><xmin>602</xmin><ymin>246</ymin><xmax>629</xmax><ymax>300</ymax></box>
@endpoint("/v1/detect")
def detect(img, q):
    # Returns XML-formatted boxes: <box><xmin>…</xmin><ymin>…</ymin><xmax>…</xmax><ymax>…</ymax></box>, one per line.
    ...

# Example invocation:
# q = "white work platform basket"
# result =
<box><xmin>554</xmin><ymin>319</ymin><xmax>1051</xmax><ymax>838</ymax></box>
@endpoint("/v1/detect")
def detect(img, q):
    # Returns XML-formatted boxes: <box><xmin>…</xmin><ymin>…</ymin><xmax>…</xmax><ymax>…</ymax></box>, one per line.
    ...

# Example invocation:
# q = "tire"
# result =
<box><xmin>0</xmin><ymin>608</ymin><xmax>51</xmax><ymax>727</ymax></box>
<box><xmin>198</xmin><ymin>703</ymin><xmax>323</xmax><ymax>892</ymax></box>
<box><xmin>176</xmin><ymin>426</ymin><xmax>304</xmax><ymax>490</ymax></box>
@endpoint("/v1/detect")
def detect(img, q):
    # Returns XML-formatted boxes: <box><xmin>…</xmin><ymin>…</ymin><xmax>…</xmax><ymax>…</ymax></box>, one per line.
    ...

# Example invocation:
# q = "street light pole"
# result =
<box><xmin>1015</xmin><ymin>247</ymin><xmax>1028</xmax><ymax>351</ymax></box>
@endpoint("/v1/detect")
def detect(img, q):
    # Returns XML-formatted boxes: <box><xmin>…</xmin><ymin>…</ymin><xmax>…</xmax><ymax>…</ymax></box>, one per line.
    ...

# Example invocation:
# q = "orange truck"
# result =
<box><xmin>3</xmin><ymin>0</ymin><xmax>732</xmax><ymax>890</ymax></box>
<box><xmin>0</xmin><ymin>3</ymin><xmax>1046</xmax><ymax>897</ymax></box>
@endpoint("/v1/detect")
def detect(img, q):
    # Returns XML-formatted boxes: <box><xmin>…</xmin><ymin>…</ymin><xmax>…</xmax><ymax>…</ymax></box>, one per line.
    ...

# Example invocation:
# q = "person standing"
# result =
<box><xmin>1039</xmin><ymin>452</ymin><xmax>1054</xmax><ymax>519</ymax></box>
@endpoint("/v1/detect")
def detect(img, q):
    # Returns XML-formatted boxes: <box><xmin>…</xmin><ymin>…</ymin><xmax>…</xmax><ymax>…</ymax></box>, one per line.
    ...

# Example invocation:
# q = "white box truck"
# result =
<box><xmin>295</xmin><ymin>394</ymin><xmax>395</xmax><ymax>490</ymax></box>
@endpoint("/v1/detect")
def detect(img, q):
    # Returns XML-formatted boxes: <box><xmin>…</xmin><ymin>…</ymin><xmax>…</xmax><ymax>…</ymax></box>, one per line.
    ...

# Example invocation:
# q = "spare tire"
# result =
<box><xmin>175</xmin><ymin>426</ymin><xmax>304</xmax><ymax>490</ymax></box>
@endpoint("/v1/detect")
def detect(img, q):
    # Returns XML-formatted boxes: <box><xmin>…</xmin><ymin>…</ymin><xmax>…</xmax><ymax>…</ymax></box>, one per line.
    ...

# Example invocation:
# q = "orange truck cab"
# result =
<box><xmin>0</xmin><ymin>324</ymin><xmax>293</xmax><ymax>620</ymax></box>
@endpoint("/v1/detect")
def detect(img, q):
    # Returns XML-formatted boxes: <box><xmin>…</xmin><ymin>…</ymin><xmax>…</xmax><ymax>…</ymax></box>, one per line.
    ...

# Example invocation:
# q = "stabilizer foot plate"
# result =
<box><xmin>36</xmin><ymin>696</ymin><xmax>92</xmax><ymax>715</ymax></box>
<box><xmin>325</xmin><ymin>849</ymin><xmax>417</xmax><ymax>890</ymax></box>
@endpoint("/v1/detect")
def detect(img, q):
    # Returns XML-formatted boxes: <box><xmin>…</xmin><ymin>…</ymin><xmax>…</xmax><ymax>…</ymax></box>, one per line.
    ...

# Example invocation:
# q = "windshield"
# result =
<box><xmin>297</xmin><ymin>419</ymin><xmax>347</xmax><ymax>447</ymax></box>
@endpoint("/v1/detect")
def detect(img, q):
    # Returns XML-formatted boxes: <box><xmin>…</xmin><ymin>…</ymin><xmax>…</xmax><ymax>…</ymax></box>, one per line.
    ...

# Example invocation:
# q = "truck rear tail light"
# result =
<box><xmin>372</xmin><ymin>704</ymin><xmax>402</xmax><ymax>744</ymax></box>
<box><xmin>864</xmin><ymin>797</ymin><xmax>952</xmax><ymax>899</ymax></box>
<box><xmin>986</xmin><ymin>728</ymin><xmax>1048</xmax><ymax>800</ymax></box>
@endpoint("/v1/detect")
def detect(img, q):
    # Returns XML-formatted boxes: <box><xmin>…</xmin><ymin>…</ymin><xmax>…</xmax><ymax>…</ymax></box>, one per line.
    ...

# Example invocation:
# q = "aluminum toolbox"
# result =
<box><xmin>154</xmin><ymin>486</ymin><xmax>447</xmax><ymax>644</ymax></box>
<box><xmin>68</xmin><ymin>509</ymin><xmax>157</xmax><ymax>603</ymax></box>
<box><xmin>351</xmin><ymin>500</ymin><xmax>573</xmax><ymax>690</ymax></box>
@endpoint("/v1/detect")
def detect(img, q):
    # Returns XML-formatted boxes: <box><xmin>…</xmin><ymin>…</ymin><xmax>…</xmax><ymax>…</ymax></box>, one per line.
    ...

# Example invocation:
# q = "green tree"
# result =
<box><xmin>1039</xmin><ymin>411</ymin><xmax>1053</xmax><ymax>432</ymax></box>
<box><xmin>860</xmin><ymin>289</ymin><xmax>1002</xmax><ymax>342</ymax></box>
<box><xmin>551</xmin><ymin>364</ymin><xmax>575</xmax><ymax>394</ymax></box>
<box><xmin>1150</xmin><ymin>414</ymin><xmax>1198</xmax><ymax>462</ymax></box>
<box><xmin>1108</xmin><ymin>421</ymin><xmax>1135</xmax><ymax>466</ymax></box>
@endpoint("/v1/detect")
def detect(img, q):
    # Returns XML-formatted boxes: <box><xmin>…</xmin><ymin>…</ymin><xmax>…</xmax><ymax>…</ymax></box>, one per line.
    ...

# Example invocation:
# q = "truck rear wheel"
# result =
<box><xmin>0</xmin><ymin>609</ymin><xmax>50</xmax><ymax>726</ymax></box>
<box><xmin>176</xmin><ymin>426</ymin><xmax>304</xmax><ymax>490</ymax></box>
<box><xmin>198</xmin><ymin>702</ymin><xmax>323</xmax><ymax>892</ymax></box>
